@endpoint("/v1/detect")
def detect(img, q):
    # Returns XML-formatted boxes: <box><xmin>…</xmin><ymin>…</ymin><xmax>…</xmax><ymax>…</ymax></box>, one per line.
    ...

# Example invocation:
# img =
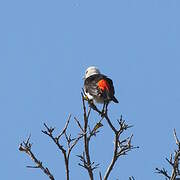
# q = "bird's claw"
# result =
<box><xmin>89</xmin><ymin>102</ymin><xmax>98</xmax><ymax>111</ymax></box>
<box><xmin>83</xmin><ymin>95</ymin><xmax>89</xmax><ymax>101</ymax></box>
<box><xmin>101</xmin><ymin>109</ymin><xmax>106</xmax><ymax>117</ymax></box>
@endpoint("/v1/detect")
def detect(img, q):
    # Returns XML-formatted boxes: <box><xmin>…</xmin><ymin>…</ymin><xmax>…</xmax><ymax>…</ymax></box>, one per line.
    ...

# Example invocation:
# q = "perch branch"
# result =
<box><xmin>81</xmin><ymin>93</ymin><xmax>94</xmax><ymax>180</ymax></box>
<box><xmin>82</xmin><ymin>91</ymin><xmax>138</xmax><ymax>180</ymax></box>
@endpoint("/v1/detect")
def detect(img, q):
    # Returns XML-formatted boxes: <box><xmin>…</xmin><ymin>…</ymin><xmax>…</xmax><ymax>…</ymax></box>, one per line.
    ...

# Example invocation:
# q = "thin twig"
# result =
<box><xmin>57</xmin><ymin>115</ymin><xmax>71</xmax><ymax>140</ymax></box>
<box><xmin>81</xmin><ymin>93</ymin><xmax>94</xmax><ymax>180</ymax></box>
<box><xmin>173</xmin><ymin>128</ymin><xmax>180</xmax><ymax>147</ymax></box>
<box><xmin>129</xmin><ymin>176</ymin><xmax>136</xmax><ymax>180</ymax></box>
<box><xmin>99</xmin><ymin>171</ymin><xmax>103</xmax><ymax>180</ymax></box>
<box><xmin>19</xmin><ymin>136</ymin><xmax>55</xmax><ymax>180</ymax></box>
<box><xmin>42</xmin><ymin>115</ymin><xmax>83</xmax><ymax>180</ymax></box>
<box><xmin>104</xmin><ymin>131</ymin><xmax>119</xmax><ymax>180</ymax></box>
<box><xmin>155</xmin><ymin>167</ymin><xmax>171</xmax><ymax>179</ymax></box>
<box><xmin>74</xmin><ymin>117</ymin><xmax>84</xmax><ymax>133</ymax></box>
<box><xmin>156</xmin><ymin>129</ymin><xmax>180</xmax><ymax>180</ymax></box>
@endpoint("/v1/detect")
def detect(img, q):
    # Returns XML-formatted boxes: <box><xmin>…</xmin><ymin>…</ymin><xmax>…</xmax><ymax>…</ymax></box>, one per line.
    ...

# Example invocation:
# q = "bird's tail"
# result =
<box><xmin>112</xmin><ymin>96</ymin><xmax>119</xmax><ymax>103</ymax></box>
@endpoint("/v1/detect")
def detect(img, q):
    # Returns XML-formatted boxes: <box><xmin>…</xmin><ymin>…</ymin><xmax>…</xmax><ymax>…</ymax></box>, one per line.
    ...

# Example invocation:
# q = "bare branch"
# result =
<box><xmin>57</xmin><ymin>115</ymin><xmax>71</xmax><ymax>140</ymax></box>
<box><xmin>156</xmin><ymin>129</ymin><xmax>180</xmax><ymax>180</ymax></box>
<box><xmin>99</xmin><ymin>171</ymin><xmax>102</xmax><ymax>180</ymax></box>
<box><xmin>21</xmin><ymin>91</ymin><xmax>137</xmax><ymax>180</ymax></box>
<box><xmin>103</xmin><ymin>116</ymin><xmax>137</xmax><ymax>180</ymax></box>
<box><xmin>81</xmin><ymin>93</ymin><xmax>94</xmax><ymax>180</ymax></box>
<box><xmin>19</xmin><ymin>136</ymin><xmax>55</xmax><ymax>180</ymax></box>
<box><xmin>155</xmin><ymin>167</ymin><xmax>171</xmax><ymax>179</ymax></box>
<box><xmin>103</xmin><ymin>130</ymin><xmax>119</xmax><ymax>180</ymax></box>
<box><xmin>74</xmin><ymin>117</ymin><xmax>84</xmax><ymax>133</ymax></box>
<box><xmin>88</xmin><ymin>120</ymin><xmax>103</xmax><ymax>140</ymax></box>
<box><xmin>82</xmin><ymin>93</ymin><xmax>137</xmax><ymax>180</ymax></box>
<box><xmin>67</xmin><ymin>134</ymin><xmax>83</xmax><ymax>160</ymax></box>
<box><xmin>129</xmin><ymin>176</ymin><xmax>136</xmax><ymax>180</ymax></box>
<box><xmin>42</xmin><ymin>115</ymin><xmax>82</xmax><ymax>180</ymax></box>
<box><xmin>174</xmin><ymin>129</ymin><xmax>180</xmax><ymax>147</ymax></box>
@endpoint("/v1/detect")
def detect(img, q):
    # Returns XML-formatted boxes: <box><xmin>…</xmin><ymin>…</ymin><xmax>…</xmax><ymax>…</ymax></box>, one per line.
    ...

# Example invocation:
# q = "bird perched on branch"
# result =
<box><xmin>83</xmin><ymin>66</ymin><xmax>118</xmax><ymax>113</ymax></box>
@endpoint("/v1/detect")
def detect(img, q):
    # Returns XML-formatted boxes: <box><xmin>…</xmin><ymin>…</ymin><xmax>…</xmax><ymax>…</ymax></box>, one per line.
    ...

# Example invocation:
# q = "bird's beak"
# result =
<box><xmin>82</xmin><ymin>76</ymin><xmax>85</xmax><ymax>80</ymax></box>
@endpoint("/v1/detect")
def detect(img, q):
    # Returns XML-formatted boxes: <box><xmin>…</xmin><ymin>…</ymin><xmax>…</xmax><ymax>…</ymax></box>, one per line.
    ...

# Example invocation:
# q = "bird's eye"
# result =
<box><xmin>86</xmin><ymin>71</ymin><xmax>88</xmax><ymax>74</ymax></box>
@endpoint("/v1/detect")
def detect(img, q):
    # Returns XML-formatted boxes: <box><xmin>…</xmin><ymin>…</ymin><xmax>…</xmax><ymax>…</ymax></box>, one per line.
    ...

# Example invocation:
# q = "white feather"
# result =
<box><xmin>85</xmin><ymin>66</ymin><xmax>100</xmax><ymax>79</ymax></box>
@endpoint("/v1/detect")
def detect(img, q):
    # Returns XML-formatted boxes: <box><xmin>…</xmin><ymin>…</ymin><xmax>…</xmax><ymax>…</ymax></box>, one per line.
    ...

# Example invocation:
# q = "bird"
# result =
<box><xmin>83</xmin><ymin>66</ymin><xmax>118</xmax><ymax>113</ymax></box>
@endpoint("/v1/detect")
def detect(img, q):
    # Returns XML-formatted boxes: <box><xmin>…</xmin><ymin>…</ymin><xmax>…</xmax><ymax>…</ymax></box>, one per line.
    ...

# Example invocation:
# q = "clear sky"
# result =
<box><xmin>0</xmin><ymin>0</ymin><xmax>180</xmax><ymax>179</ymax></box>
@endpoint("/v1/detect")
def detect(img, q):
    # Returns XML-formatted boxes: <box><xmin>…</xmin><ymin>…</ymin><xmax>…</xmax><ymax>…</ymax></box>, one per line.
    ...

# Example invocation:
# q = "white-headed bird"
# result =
<box><xmin>84</xmin><ymin>66</ymin><xmax>118</xmax><ymax>112</ymax></box>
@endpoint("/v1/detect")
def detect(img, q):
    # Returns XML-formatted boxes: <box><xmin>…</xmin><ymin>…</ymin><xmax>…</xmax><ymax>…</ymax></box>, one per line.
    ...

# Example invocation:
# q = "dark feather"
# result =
<box><xmin>84</xmin><ymin>74</ymin><xmax>118</xmax><ymax>103</ymax></box>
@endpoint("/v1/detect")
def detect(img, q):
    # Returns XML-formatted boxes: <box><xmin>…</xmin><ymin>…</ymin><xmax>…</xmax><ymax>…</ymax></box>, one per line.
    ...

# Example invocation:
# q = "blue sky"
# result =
<box><xmin>0</xmin><ymin>0</ymin><xmax>180</xmax><ymax>179</ymax></box>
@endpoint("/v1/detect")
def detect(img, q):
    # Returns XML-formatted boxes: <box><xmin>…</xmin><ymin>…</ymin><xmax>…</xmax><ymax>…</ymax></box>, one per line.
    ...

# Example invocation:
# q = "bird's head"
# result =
<box><xmin>84</xmin><ymin>66</ymin><xmax>101</xmax><ymax>79</ymax></box>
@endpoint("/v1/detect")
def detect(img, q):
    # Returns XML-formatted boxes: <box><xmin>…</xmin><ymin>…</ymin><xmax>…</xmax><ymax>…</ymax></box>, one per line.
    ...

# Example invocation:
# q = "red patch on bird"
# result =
<box><xmin>98</xmin><ymin>79</ymin><xmax>110</xmax><ymax>91</ymax></box>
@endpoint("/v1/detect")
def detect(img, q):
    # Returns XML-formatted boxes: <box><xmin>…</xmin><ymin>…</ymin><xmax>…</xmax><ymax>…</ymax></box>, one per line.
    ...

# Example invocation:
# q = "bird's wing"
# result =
<box><xmin>84</xmin><ymin>74</ymin><xmax>113</xmax><ymax>96</ymax></box>
<box><xmin>84</xmin><ymin>74</ymin><xmax>118</xmax><ymax>103</ymax></box>
<box><xmin>104</xmin><ymin>77</ymin><xmax>115</xmax><ymax>96</ymax></box>
<box><xmin>84</xmin><ymin>75</ymin><xmax>102</xmax><ymax>97</ymax></box>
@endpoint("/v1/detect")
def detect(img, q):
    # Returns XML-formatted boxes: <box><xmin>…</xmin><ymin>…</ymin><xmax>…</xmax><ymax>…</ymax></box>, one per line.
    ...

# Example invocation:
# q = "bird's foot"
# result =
<box><xmin>101</xmin><ymin>109</ymin><xmax>106</xmax><ymax>117</ymax></box>
<box><xmin>100</xmin><ymin>103</ymin><xmax>106</xmax><ymax>117</ymax></box>
<box><xmin>83</xmin><ymin>95</ymin><xmax>89</xmax><ymax>101</ymax></box>
<box><xmin>101</xmin><ymin>102</ymin><xmax>109</xmax><ymax>117</ymax></box>
<box><xmin>88</xmin><ymin>100</ymin><xmax>98</xmax><ymax>111</ymax></box>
